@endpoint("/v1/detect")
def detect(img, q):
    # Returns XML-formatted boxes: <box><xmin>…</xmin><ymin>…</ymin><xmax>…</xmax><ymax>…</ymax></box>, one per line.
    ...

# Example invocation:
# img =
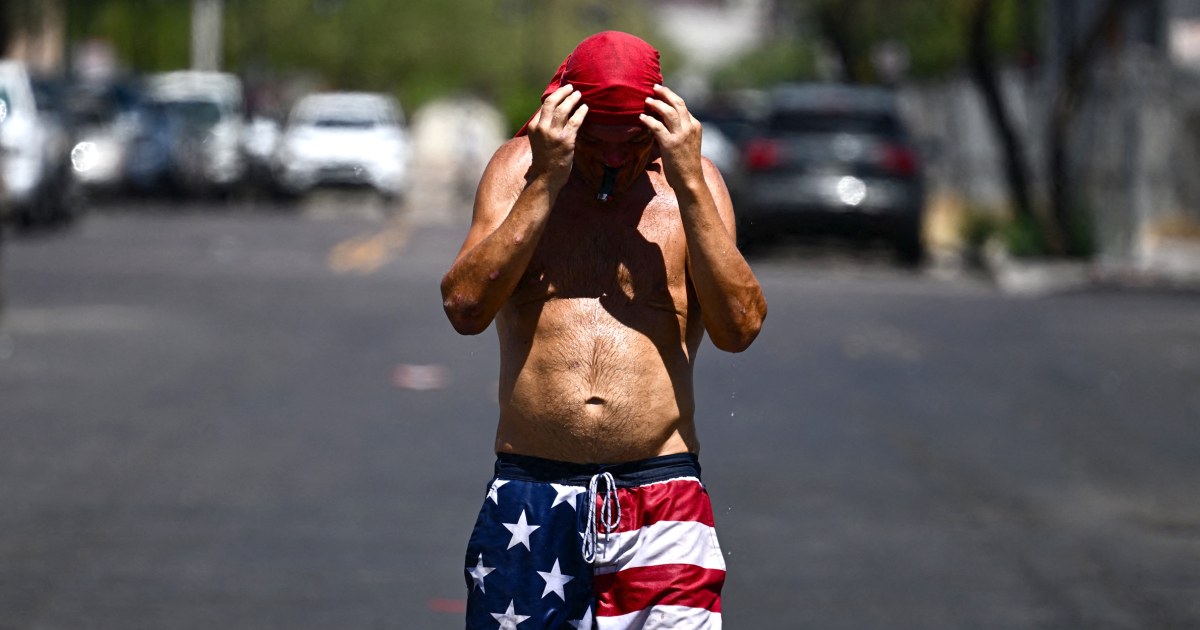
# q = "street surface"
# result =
<box><xmin>1</xmin><ymin>194</ymin><xmax>1198</xmax><ymax>629</ymax></box>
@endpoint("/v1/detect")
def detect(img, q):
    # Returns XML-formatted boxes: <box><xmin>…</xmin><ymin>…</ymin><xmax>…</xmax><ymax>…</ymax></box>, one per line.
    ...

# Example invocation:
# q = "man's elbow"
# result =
<box><xmin>711</xmin><ymin>323</ymin><xmax>762</xmax><ymax>353</ymax></box>
<box><xmin>711</xmin><ymin>303</ymin><xmax>767</xmax><ymax>353</ymax></box>
<box><xmin>443</xmin><ymin>301</ymin><xmax>492</xmax><ymax>335</ymax></box>
<box><xmin>440</xmin><ymin>283</ymin><xmax>492</xmax><ymax>336</ymax></box>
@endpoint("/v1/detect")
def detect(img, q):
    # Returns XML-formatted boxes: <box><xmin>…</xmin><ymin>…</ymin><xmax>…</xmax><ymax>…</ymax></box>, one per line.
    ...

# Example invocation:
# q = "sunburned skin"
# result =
<box><xmin>441</xmin><ymin>82</ymin><xmax>766</xmax><ymax>466</ymax></box>
<box><xmin>493</xmin><ymin>160</ymin><xmax>704</xmax><ymax>463</ymax></box>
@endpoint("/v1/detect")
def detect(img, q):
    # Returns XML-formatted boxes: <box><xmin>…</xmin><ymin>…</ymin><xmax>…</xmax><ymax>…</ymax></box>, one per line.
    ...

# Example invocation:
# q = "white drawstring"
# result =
<box><xmin>582</xmin><ymin>472</ymin><xmax>621</xmax><ymax>564</ymax></box>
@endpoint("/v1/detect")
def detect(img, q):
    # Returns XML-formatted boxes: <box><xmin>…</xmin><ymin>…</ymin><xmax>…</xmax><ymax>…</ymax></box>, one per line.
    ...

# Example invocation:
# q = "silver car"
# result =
<box><xmin>126</xmin><ymin>71</ymin><xmax>247</xmax><ymax>197</ymax></box>
<box><xmin>272</xmin><ymin>92</ymin><xmax>410</xmax><ymax>199</ymax></box>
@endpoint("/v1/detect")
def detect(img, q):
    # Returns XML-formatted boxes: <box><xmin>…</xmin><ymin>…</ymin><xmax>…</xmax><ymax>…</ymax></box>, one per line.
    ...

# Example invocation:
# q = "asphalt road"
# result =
<box><xmin>1</xmin><ymin>195</ymin><xmax>1198</xmax><ymax>629</ymax></box>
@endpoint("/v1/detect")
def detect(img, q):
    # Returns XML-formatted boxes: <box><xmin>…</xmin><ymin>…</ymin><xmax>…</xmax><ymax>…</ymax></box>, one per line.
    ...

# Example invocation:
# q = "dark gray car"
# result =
<box><xmin>735</xmin><ymin>83</ymin><xmax>925</xmax><ymax>265</ymax></box>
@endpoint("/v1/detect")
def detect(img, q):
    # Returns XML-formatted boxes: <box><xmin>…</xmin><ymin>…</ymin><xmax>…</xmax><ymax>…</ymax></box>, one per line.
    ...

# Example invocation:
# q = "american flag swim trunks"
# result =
<box><xmin>464</xmin><ymin>453</ymin><xmax>726</xmax><ymax>629</ymax></box>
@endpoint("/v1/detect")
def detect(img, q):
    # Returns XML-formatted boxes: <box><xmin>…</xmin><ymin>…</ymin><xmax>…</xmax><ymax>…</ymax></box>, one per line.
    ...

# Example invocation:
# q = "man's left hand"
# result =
<box><xmin>640</xmin><ymin>84</ymin><xmax>704</xmax><ymax>189</ymax></box>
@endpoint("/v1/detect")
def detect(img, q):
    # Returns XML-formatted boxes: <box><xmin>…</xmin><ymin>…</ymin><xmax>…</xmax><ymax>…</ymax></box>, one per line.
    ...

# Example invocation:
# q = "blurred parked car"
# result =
<box><xmin>0</xmin><ymin>60</ymin><xmax>76</xmax><ymax>227</ymax></box>
<box><xmin>66</xmin><ymin>79</ymin><xmax>142</xmax><ymax>197</ymax></box>
<box><xmin>241</xmin><ymin>114</ymin><xmax>281</xmax><ymax>192</ymax></box>
<box><xmin>699</xmin><ymin>122</ymin><xmax>740</xmax><ymax>178</ymax></box>
<box><xmin>695</xmin><ymin>89</ymin><xmax>769</xmax><ymax>150</ymax></box>
<box><xmin>126</xmin><ymin>71</ymin><xmax>246</xmax><ymax>197</ymax></box>
<box><xmin>28</xmin><ymin>74</ymin><xmax>85</xmax><ymax>225</ymax></box>
<box><xmin>272</xmin><ymin>92</ymin><xmax>410</xmax><ymax>199</ymax></box>
<box><xmin>736</xmin><ymin>83</ymin><xmax>926</xmax><ymax>264</ymax></box>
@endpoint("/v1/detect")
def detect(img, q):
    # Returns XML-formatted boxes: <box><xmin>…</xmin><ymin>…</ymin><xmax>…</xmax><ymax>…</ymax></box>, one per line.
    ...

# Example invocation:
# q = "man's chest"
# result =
<box><xmin>515</xmin><ymin>198</ymin><xmax>688</xmax><ymax>306</ymax></box>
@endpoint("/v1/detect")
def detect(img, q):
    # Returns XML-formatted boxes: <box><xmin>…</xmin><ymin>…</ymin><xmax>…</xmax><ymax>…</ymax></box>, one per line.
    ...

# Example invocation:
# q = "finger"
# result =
<box><xmin>644</xmin><ymin>97</ymin><xmax>681</xmax><ymax>128</ymax></box>
<box><xmin>652</xmin><ymin>83</ymin><xmax>687</xmax><ymax>108</ymax></box>
<box><xmin>553</xmin><ymin>90</ymin><xmax>583</xmax><ymax>126</ymax></box>
<box><xmin>541</xmin><ymin>83</ymin><xmax>575</xmax><ymax>113</ymax></box>
<box><xmin>566</xmin><ymin>102</ymin><xmax>588</xmax><ymax>131</ymax></box>
<box><xmin>639</xmin><ymin>113</ymin><xmax>668</xmax><ymax>138</ymax></box>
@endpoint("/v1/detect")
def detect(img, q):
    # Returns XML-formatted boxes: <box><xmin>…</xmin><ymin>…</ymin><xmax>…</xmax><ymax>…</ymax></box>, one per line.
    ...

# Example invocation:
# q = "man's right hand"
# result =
<box><xmin>525</xmin><ymin>84</ymin><xmax>588</xmax><ymax>192</ymax></box>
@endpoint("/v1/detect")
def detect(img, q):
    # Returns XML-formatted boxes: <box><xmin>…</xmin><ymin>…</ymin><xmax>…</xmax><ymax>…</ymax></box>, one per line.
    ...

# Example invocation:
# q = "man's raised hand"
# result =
<box><xmin>640</xmin><ymin>84</ymin><xmax>704</xmax><ymax>190</ymax></box>
<box><xmin>527</xmin><ymin>84</ymin><xmax>588</xmax><ymax>192</ymax></box>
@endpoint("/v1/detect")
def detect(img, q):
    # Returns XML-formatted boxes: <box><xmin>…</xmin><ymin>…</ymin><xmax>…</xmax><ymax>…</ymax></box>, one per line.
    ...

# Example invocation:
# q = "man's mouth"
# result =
<box><xmin>596</xmin><ymin>166</ymin><xmax>619</xmax><ymax>202</ymax></box>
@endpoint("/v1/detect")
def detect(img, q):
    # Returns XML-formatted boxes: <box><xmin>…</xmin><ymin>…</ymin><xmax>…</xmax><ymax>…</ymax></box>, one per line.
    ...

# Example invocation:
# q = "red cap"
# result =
<box><xmin>516</xmin><ymin>31</ymin><xmax>662</xmax><ymax>136</ymax></box>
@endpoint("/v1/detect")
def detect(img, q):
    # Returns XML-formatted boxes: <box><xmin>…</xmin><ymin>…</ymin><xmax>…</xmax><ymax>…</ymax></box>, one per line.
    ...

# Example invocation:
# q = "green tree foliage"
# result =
<box><xmin>66</xmin><ymin>0</ymin><xmax>661</xmax><ymax>132</ymax></box>
<box><xmin>712</xmin><ymin>39</ymin><xmax>818</xmax><ymax>91</ymax></box>
<box><xmin>64</xmin><ymin>0</ymin><xmax>191</xmax><ymax>72</ymax></box>
<box><xmin>716</xmin><ymin>0</ymin><xmax>1036</xmax><ymax>88</ymax></box>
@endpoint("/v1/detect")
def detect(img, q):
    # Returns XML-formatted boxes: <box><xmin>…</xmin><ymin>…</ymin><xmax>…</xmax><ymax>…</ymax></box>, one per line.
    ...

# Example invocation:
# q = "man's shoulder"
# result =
<box><xmin>479</xmin><ymin>136</ymin><xmax>532</xmax><ymax>192</ymax></box>
<box><xmin>490</xmin><ymin>136</ymin><xmax>533</xmax><ymax>169</ymax></box>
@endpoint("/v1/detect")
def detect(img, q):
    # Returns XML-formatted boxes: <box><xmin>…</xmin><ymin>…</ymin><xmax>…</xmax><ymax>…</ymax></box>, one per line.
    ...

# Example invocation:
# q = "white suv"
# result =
<box><xmin>0</xmin><ymin>60</ymin><xmax>51</xmax><ymax>222</ymax></box>
<box><xmin>272</xmin><ymin>92</ymin><xmax>410</xmax><ymax>198</ymax></box>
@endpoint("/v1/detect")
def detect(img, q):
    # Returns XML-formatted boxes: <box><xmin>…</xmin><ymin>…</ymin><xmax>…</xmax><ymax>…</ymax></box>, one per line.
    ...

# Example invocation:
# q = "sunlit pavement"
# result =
<box><xmin>1</xmin><ymin>198</ymin><xmax>1199</xmax><ymax>629</ymax></box>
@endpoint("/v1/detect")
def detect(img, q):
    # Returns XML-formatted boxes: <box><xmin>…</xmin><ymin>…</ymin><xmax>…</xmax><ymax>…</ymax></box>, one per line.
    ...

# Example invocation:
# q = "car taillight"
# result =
<box><xmin>744</xmin><ymin>139</ymin><xmax>781</xmax><ymax>171</ymax></box>
<box><xmin>882</xmin><ymin>144</ymin><xmax>918</xmax><ymax>176</ymax></box>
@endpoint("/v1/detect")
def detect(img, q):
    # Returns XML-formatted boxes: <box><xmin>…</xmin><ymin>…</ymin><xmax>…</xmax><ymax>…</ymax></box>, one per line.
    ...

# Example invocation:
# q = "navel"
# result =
<box><xmin>585</xmin><ymin>396</ymin><xmax>606</xmax><ymax>405</ymax></box>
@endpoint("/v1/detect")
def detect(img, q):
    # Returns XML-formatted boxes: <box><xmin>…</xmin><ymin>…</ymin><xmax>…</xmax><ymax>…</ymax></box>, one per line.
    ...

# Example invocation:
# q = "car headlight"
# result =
<box><xmin>836</xmin><ymin>176</ymin><xmax>867</xmax><ymax>206</ymax></box>
<box><xmin>72</xmin><ymin>141</ymin><xmax>100</xmax><ymax>172</ymax></box>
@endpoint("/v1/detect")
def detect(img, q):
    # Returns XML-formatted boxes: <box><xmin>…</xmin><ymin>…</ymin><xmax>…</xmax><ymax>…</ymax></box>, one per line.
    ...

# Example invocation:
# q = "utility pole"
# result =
<box><xmin>191</xmin><ymin>0</ymin><xmax>222</xmax><ymax>71</ymax></box>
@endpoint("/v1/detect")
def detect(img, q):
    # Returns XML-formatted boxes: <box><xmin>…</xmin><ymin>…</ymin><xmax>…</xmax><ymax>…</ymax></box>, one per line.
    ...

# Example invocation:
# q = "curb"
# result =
<box><xmin>983</xmin><ymin>239</ymin><xmax>1200</xmax><ymax>296</ymax></box>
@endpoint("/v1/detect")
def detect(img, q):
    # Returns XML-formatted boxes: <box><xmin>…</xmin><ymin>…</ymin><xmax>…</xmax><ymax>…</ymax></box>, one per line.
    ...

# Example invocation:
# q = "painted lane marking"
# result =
<box><xmin>327</xmin><ymin>218</ymin><xmax>411</xmax><ymax>275</ymax></box>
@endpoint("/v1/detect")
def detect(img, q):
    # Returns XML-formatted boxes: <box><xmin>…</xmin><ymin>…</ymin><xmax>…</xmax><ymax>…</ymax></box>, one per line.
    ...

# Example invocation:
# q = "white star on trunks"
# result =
<box><xmin>492</xmin><ymin>600</ymin><xmax>530</xmax><ymax>629</ymax></box>
<box><xmin>536</xmin><ymin>558</ymin><xmax>574</xmax><ymax>600</ymax></box>
<box><xmin>468</xmin><ymin>554</ymin><xmax>494</xmax><ymax>592</ymax></box>
<box><xmin>502</xmin><ymin>510</ymin><xmax>540</xmax><ymax>551</ymax></box>
<box><xmin>568</xmin><ymin>606</ymin><xmax>593</xmax><ymax>629</ymax></box>
<box><xmin>487</xmin><ymin>479</ymin><xmax>509</xmax><ymax>504</ymax></box>
<box><xmin>549</xmin><ymin>483</ymin><xmax>586</xmax><ymax>509</ymax></box>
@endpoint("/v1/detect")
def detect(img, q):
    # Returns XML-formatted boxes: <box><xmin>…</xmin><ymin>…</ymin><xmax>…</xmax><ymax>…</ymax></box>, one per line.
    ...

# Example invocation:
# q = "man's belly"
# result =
<box><xmin>494</xmin><ymin>299</ymin><xmax>696</xmax><ymax>464</ymax></box>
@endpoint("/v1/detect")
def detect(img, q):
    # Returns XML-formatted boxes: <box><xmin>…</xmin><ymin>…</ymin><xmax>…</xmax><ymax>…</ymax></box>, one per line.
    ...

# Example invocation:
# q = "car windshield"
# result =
<box><xmin>163</xmin><ymin>100</ymin><xmax>222</xmax><ymax>129</ymax></box>
<box><xmin>312</xmin><ymin>116</ymin><xmax>378</xmax><ymax>129</ymax></box>
<box><xmin>770</xmin><ymin>111</ymin><xmax>902</xmax><ymax>136</ymax></box>
<box><xmin>72</xmin><ymin>96</ymin><xmax>122</xmax><ymax>126</ymax></box>
<box><xmin>69</xmin><ymin>84</ymin><xmax>140</xmax><ymax>126</ymax></box>
<box><xmin>32</xmin><ymin>79</ymin><xmax>61</xmax><ymax>114</ymax></box>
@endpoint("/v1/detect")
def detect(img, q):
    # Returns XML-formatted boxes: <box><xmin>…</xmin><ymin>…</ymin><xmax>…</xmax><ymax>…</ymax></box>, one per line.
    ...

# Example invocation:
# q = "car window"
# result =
<box><xmin>165</xmin><ymin>100</ymin><xmax>223</xmax><ymax>129</ymax></box>
<box><xmin>70</xmin><ymin>93</ymin><xmax>121</xmax><ymax>126</ymax></box>
<box><xmin>0</xmin><ymin>88</ymin><xmax>9</xmax><ymax>122</ymax></box>
<box><xmin>31</xmin><ymin>79</ymin><xmax>60</xmax><ymax>113</ymax></box>
<box><xmin>770</xmin><ymin>111</ymin><xmax>902</xmax><ymax>137</ymax></box>
<box><xmin>313</xmin><ymin>116</ymin><xmax>377</xmax><ymax>129</ymax></box>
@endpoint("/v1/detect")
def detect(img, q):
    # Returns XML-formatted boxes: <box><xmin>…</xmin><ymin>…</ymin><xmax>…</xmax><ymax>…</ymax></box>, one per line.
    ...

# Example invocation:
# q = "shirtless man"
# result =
<box><xmin>441</xmin><ymin>32</ymin><xmax>766</xmax><ymax>629</ymax></box>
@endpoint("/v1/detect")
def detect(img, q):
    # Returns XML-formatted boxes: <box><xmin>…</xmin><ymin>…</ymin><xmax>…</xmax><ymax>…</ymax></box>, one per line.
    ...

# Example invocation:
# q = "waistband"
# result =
<box><xmin>494</xmin><ymin>452</ymin><xmax>701</xmax><ymax>488</ymax></box>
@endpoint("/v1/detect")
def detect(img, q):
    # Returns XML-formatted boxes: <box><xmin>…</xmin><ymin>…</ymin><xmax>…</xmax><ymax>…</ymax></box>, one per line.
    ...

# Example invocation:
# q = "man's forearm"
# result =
<box><xmin>441</xmin><ymin>176</ymin><xmax>558</xmax><ymax>335</ymax></box>
<box><xmin>676</xmin><ymin>181</ymin><xmax>767</xmax><ymax>352</ymax></box>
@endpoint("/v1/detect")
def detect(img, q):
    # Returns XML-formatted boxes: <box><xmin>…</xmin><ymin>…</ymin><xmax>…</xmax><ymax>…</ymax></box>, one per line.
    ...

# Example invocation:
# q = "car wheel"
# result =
<box><xmin>893</xmin><ymin>220</ymin><xmax>925</xmax><ymax>268</ymax></box>
<box><xmin>736</xmin><ymin>219</ymin><xmax>768</xmax><ymax>257</ymax></box>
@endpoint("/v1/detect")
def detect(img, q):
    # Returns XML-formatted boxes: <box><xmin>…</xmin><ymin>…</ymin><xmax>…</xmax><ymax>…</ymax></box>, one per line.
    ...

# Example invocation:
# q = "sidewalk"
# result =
<box><xmin>982</xmin><ymin>235</ymin><xmax>1200</xmax><ymax>296</ymax></box>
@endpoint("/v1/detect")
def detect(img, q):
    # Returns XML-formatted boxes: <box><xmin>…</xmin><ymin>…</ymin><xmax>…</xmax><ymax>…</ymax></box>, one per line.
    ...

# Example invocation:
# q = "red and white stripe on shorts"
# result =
<box><xmin>592</xmin><ymin>476</ymin><xmax>726</xmax><ymax>629</ymax></box>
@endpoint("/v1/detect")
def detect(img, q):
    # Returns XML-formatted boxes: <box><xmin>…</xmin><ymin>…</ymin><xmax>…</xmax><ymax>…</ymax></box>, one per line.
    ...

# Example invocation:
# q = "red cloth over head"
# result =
<box><xmin>516</xmin><ymin>31</ymin><xmax>662</xmax><ymax>136</ymax></box>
